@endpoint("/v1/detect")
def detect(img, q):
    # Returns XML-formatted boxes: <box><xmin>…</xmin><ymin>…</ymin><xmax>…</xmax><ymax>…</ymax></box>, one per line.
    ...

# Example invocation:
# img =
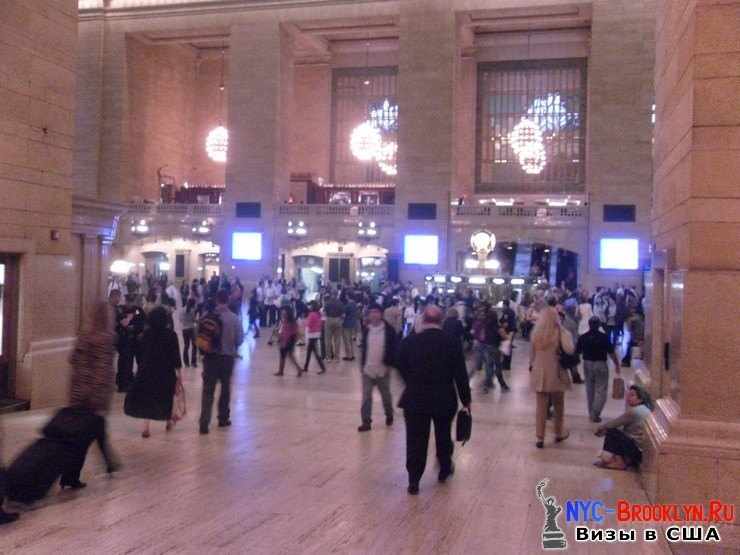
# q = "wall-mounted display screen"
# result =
<box><xmin>404</xmin><ymin>235</ymin><xmax>439</xmax><ymax>265</ymax></box>
<box><xmin>599</xmin><ymin>238</ymin><xmax>638</xmax><ymax>270</ymax></box>
<box><xmin>232</xmin><ymin>232</ymin><xmax>262</xmax><ymax>261</ymax></box>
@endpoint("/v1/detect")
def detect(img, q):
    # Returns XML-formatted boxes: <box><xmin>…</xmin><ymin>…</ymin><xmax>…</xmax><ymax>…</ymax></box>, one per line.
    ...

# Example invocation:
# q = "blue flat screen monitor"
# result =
<box><xmin>599</xmin><ymin>238</ymin><xmax>639</xmax><ymax>270</ymax></box>
<box><xmin>404</xmin><ymin>235</ymin><xmax>439</xmax><ymax>265</ymax></box>
<box><xmin>232</xmin><ymin>232</ymin><xmax>262</xmax><ymax>261</ymax></box>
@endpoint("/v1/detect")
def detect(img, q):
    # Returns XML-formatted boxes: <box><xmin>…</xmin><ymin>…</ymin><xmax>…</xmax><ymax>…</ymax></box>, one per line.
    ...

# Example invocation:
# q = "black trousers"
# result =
<box><xmin>116</xmin><ymin>345</ymin><xmax>135</xmax><ymax>391</ymax></box>
<box><xmin>182</xmin><ymin>328</ymin><xmax>197</xmax><ymax>366</ymax></box>
<box><xmin>404</xmin><ymin>411</ymin><xmax>454</xmax><ymax>485</ymax></box>
<box><xmin>200</xmin><ymin>355</ymin><xmax>235</xmax><ymax>428</ymax></box>
<box><xmin>603</xmin><ymin>427</ymin><xmax>642</xmax><ymax>466</ymax></box>
<box><xmin>62</xmin><ymin>415</ymin><xmax>116</xmax><ymax>484</ymax></box>
<box><xmin>266</xmin><ymin>306</ymin><xmax>279</xmax><ymax>327</ymax></box>
<box><xmin>303</xmin><ymin>338</ymin><xmax>325</xmax><ymax>372</ymax></box>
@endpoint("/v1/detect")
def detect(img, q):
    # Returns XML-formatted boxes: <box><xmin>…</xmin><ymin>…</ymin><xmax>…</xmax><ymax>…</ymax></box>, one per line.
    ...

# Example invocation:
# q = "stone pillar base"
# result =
<box><xmin>640</xmin><ymin>401</ymin><xmax>740</xmax><ymax>550</ymax></box>
<box><xmin>18</xmin><ymin>337</ymin><xmax>77</xmax><ymax>409</ymax></box>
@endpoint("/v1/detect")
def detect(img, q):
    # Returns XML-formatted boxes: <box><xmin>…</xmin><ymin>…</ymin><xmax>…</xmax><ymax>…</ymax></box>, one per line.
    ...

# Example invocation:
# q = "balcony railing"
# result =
<box><xmin>455</xmin><ymin>205</ymin><xmax>585</xmax><ymax>217</ymax></box>
<box><xmin>128</xmin><ymin>202</ymin><xmax>224</xmax><ymax>218</ymax></box>
<box><xmin>453</xmin><ymin>204</ymin><xmax>586</xmax><ymax>224</ymax></box>
<box><xmin>277</xmin><ymin>204</ymin><xmax>395</xmax><ymax>218</ymax></box>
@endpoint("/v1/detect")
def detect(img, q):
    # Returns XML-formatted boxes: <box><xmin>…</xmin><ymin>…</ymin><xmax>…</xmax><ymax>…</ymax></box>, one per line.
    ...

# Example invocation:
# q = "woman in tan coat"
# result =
<box><xmin>530</xmin><ymin>305</ymin><xmax>575</xmax><ymax>448</ymax></box>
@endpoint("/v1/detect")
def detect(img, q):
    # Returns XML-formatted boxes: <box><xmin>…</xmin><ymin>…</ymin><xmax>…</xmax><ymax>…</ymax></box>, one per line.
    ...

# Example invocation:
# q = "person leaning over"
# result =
<box><xmin>594</xmin><ymin>384</ymin><xmax>653</xmax><ymax>470</ymax></box>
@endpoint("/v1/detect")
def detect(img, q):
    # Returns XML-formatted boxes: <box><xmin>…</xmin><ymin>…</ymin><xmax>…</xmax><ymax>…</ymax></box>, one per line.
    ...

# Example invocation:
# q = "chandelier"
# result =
<box><xmin>376</xmin><ymin>140</ymin><xmax>397</xmax><ymax>176</ymax></box>
<box><xmin>205</xmin><ymin>48</ymin><xmax>228</xmax><ymax>163</ymax></box>
<box><xmin>205</xmin><ymin>126</ymin><xmax>229</xmax><ymax>163</ymax></box>
<box><xmin>350</xmin><ymin>121</ymin><xmax>382</xmax><ymax>161</ymax></box>
<box><xmin>509</xmin><ymin>117</ymin><xmax>547</xmax><ymax>175</ymax></box>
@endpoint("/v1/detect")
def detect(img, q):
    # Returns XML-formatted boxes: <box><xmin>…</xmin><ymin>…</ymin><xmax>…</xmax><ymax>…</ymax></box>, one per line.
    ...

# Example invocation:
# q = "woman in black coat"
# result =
<box><xmin>124</xmin><ymin>306</ymin><xmax>182</xmax><ymax>438</ymax></box>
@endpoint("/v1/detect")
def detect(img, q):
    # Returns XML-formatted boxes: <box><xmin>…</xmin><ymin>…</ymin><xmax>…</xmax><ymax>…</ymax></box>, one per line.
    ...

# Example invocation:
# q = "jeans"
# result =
<box><xmin>404</xmin><ymin>411</ymin><xmax>454</xmax><ymax>485</ymax></box>
<box><xmin>483</xmin><ymin>345</ymin><xmax>507</xmax><ymax>388</ymax></box>
<box><xmin>325</xmin><ymin>317</ymin><xmax>343</xmax><ymax>359</ymax></box>
<box><xmin>583</xmin><ymin>360</ymin><xmax>609</xmax><ymax>419</ymax></box>
<box><xmin>266</xmin><ymin>305</ymin><xmax>279</xmax><ymax>327</ymax></box>
<box><xmin>469</xmin><ymin>341</ymin><xmax>486</xmax><ymax>377</ymax></box>
<box><xmin>360</xmin><ymin>373</ymin><xmax>393</xmax><ymax>424</ymax></box>
<box><xmin>303</xmin><ymin>338</ymin><xmax>325</xmax><ymax>372</ymax></box>
<box><xmin>182</xmin><ymin>328</ymin><xmax>197</xmax><ymax>366</ymax></box>
<box><xmin>342</xmin><ymin>327</ymin><xmax>355</xmax><ymax>358</ymax></box>
<box><xmin>199</xmin><ymin>354</ymin><xmax>235</xmax><ymax>429</ymax></box>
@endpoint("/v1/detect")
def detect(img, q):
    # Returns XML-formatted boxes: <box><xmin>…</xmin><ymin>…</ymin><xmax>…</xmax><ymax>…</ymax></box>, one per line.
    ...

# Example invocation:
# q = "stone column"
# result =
<box><xmin>78</xmin><ymin>234</ymin><xmax>101</xmax><ymax>327</ymax></box>
<box><xmin>395</xmin><ymin>0</ymin><xmax>456</xmax><ymax>281</ymax></box>
<box><xmin>644</xmin><ymin>1</ymin><xmax>740</xmax><ymax>548</ymax></box>
<box><xmin>222</xmin><ymin>22</ymin><xmax>293</xmax><ymax>286</ymax></box>
<box><xmin>584</xmin><ymin>0</ymin><xmax>655</xmax><ymax>291</ymax></box>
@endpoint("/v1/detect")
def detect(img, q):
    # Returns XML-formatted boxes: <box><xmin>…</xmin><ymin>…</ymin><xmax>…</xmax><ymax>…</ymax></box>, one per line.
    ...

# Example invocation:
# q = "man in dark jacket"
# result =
<box><xmin>357</xmin><ymin>304</ymin><xmax>398</xmax><ymax>432</ymax></box>
<box><xmin>397</xmin><ymin>306</ymin><xmax>472</xmax><ymax>495</ymax></box>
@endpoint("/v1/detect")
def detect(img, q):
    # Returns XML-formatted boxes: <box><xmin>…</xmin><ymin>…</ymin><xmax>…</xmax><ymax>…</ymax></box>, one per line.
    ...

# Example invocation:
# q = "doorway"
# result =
<box><xmin>0</xmin><ymin>255</ymin><xmax>19</xmax><ymax>399</ymax></box>
<box><xmin>328</xmin><ymin>257</ymin><xmax>351</xmax><ymax>284</ymax></box>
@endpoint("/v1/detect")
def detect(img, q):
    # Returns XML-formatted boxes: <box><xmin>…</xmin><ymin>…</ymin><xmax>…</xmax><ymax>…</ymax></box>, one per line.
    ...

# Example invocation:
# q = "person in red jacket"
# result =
<box><xmin>303</xmin><ymin>302</ymin><xmax>326</xmax><ymax>374</ymax></box>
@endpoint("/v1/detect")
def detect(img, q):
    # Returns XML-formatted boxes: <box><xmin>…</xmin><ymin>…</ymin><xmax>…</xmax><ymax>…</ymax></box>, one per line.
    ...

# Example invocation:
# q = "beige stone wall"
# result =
<box><xmin>585</xmin><ymin>0</ymin><xmax>656</xmax><ymax>289</ymax></box>
<box><xmin>0</xmin><ymin>0</ymin><xmax>77</xmax><ymax>256</ymax></box>
<box><xmin>189</xmin><ymin>55</ymin><xmax>227</xmax><ymax>187</ymax></box>
<box><xmin>0</xmin><ymin>0</ymin><xmax>79</xmax><ymax>407</ymax></box>
<box><xmin>642</xmin><ymin>3</ymin><xmax>740</xmax><ymax>546</ymax></box>
<box><xmin>126</xmin><ymin>38</ymin><xmax>196</xmax><ymax>201</ymax></box>
<box><xmin>291</xmin><ymin>64</ymin><xmax>331</xmax><ymax>182</ymax></box>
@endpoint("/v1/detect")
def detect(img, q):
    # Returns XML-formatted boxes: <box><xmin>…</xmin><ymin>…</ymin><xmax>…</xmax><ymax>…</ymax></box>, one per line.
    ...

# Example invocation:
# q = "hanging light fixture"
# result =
<box><xmin>507</xmin><ymin>33</ymin><xmax>547</xmax><ymax>175</ymax></box>
<box><xmin>376</xmin><ymin>140</ymin><xmax>398</xmax><ymax>176</ymax></box>
<box><xmin>205</xmin><ymin>48</ymin><xmax>229</xmax><ymax>163</ymax></box>
<box><xmin>350</xmin><ymin>121</ymin><xmax>382</xmax><ymax>161</ymax></box>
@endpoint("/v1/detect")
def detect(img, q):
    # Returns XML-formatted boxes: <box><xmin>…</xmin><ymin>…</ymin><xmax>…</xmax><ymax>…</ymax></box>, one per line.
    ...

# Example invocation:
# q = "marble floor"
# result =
<box><xmin>2</xmin><ymin>335</ymin><xmax>672</xmax><ymax>554</ymax></box>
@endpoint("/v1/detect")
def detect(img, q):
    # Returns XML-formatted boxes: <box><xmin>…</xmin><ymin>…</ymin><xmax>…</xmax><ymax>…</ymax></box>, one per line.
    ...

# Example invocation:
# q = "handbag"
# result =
<box><xmin>612</xmin><ymin>376</ymin><xmax>625</xmax><ymax>400</ymax></box>
<box><xmin>455</xmin><ymin>409</ymin><xmax>472</xmax><ymax>445</ymax></box>
<box><xmin>171</xmin><ymin>379</ymin><xmax>187</xmax><ymax>422</ymax></box>
<box><xmin>558</xmin><ymin>332</ymin><xmax>580</xmax><ymax>369</ymax></box>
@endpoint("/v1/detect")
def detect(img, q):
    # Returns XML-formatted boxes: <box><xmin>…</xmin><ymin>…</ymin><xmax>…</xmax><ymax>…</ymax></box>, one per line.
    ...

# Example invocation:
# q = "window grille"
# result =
<box><xmin>331</xmin><ymin>67</ymin><xmax>398</xmax><ymax>184</ymax></box>
<box><xmin>477</xmin><ymin>59</ymin><xmax>586</xmax><ymax>192</ymax></box>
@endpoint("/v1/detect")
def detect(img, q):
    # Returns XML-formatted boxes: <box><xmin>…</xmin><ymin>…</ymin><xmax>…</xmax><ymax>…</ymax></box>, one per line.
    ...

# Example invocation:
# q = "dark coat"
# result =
<box><xmin>442</xmin><ymin>317</ymin><xmax>465</xmax><ymax>346</ymax></box>
<box><xmin>396</xmin><ymin>327</ymin><xmax>472</xmax><ymax>416</ymax></box>
<box><xmin>360</xmin><ymin>321</ymin><xmax>398</xmax><ymax>369</ymax></box>
<box><xmin>124</xmin><ymin>328</ymin><xmax>181</xmax><ymax>421</ymax></box>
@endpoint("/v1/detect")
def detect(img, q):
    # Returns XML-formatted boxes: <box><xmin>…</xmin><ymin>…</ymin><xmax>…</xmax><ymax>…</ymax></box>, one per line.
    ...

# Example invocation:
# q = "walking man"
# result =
<box><xmin>576</xmin><ymin>316</ymin><xmax>621</xmax><ymax>423</ymax></box>
<box><xmin>357</xmin><ymin>304</ymin><xmax>398</xmax><ymax>432</ymax></box>
<box><xmin>199</xmin><ymin>290</ymin><xmax>244</xmax><ymax>434</ymax></box>
<box><xmin>397</xmin><ymin>306</ymin><xmax>471</xmax><ymax>495</ymax></box>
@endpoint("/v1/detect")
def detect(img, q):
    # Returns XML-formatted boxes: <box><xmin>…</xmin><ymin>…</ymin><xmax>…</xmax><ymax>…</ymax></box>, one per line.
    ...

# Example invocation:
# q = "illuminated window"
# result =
<box><xmin>477</xmin><ymin>59</ymin><xmax>586</xmax><ymax>192</ymax></box>
<box><xmin>404</xmin><ymin>235</ymin><xmax>439</xmax><ymax>265</ymax></box>
<box><xmin>232</xmin><ymin>232</ymin><xmax>262</xmax><ymax>261</ymax></box>
<box><xmin>332</xmin><ymin>67</ymin><xmax>398</xmax><ymax>184</ymax></box>
<box><xmin>600</xmin><ymin>238</ymin><xmax>639</xmax><ymax>270</ymax></box>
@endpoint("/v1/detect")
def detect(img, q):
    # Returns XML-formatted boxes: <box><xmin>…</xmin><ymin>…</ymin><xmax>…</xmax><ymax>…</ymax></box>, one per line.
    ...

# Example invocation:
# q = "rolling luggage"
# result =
<box><xmin>6</xmin><ymin>408</ymin><xmax>103</xmax><ymax>504</ymax></box>
<box><xmin>5</xmin><ymin>438</ymin><xmax>69</xmax><ymax>503</ymax></box>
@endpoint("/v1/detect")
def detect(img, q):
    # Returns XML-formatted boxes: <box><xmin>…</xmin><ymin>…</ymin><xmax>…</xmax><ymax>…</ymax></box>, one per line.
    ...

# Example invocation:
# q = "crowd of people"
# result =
<box><xmin>0</xmin><ymin>273</ymin><xmax>653</xmax><ymax>521</ymax></box>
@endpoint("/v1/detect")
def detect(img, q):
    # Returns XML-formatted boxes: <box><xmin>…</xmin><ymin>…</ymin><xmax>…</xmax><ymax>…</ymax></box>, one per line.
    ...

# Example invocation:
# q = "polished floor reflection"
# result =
<box><xmin>2</xmin><ymin>337</ymin><xmax>669</xmax><ymax>554</ymax></box>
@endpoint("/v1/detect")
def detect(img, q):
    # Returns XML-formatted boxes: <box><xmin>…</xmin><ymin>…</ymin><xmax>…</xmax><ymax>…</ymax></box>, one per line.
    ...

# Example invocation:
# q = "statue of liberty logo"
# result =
<box><xmin>536</xmin><ymin>478</ymin><xmax>567</xmax><ymax>550</ymax></box>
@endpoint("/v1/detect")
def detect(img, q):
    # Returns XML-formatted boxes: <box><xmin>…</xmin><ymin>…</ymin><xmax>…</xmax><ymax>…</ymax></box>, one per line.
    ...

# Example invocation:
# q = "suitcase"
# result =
<box><xmin>6</xmin><ymin>438</ymin><xmax>69</xmax><ymax>503</ymax></box>
<box><xmin>6</xmin><ymin>408</ymin><xmax>102</xmax><ymax>504</ymax></box>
